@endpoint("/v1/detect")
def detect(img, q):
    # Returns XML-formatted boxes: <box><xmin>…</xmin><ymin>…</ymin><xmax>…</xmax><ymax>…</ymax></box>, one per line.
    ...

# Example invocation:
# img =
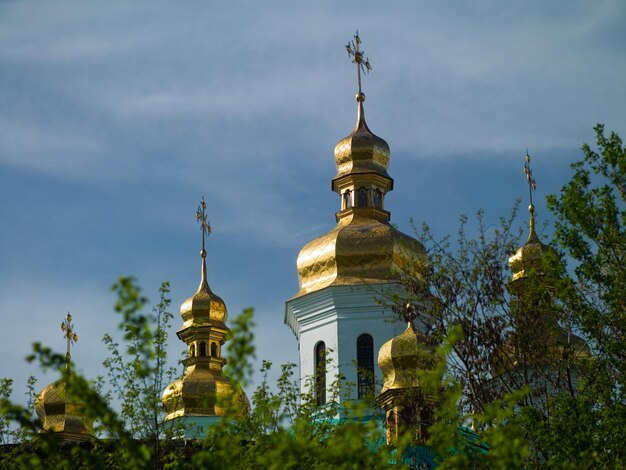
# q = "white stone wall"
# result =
<box><xmin>285</xmin><ymin>283</ymin><xmax>407</xmax><ymax>402</ymax></box>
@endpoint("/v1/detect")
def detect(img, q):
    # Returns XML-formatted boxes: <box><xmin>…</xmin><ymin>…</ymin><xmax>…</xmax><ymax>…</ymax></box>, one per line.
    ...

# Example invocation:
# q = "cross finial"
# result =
<box><xmin>345</xmin><ymin>31</ymin><xmax>372</xmax><ymax>99</ymax></box>
<box><xmin>196</xmin><ymin>196</ymin><xmax>211</xmax><ymax>258</ymax></box>
<box><xmin>60</xmin><ymin>312</ymin><xmax>78</xmax><ymax>368</ymax></box>
<box><xmin>524</xmin><ymin>151</ymin><xmax>537</xmax><ymax>207</ymax></box>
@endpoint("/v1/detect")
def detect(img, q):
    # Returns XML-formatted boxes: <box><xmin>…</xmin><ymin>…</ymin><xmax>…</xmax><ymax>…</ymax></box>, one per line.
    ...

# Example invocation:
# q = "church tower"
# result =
<box><xmin>285</xmin><ymin>34</ymin><xmax>427</xmax><ymax>405</ymax></box>
<box><xmin>162</xmin><ymin>199</ymin><xmax>248</xmax><ymax>437</ymax></box>
<box><xmin>491</xmin><ymin>154</ymin><xmax>589</xmax><ymax>400</ymax></box>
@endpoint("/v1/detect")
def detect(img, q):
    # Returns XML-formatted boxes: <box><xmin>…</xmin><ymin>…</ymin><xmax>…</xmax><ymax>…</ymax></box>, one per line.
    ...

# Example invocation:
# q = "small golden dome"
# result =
<box><xmin>333</xmin><ymin>102</ymin><xmax>391</xmax><ymax>184</ymax></box>
<box><xmin>509</xmin><ymin>205</ymin><xmax>554</xmax><ymax>283</ymax></box>
<box><xmin>180</xmin><ymin>255</ymin><xmax>227</xmax><ymax>329</ymax></box>
<box><xmin>295</xmin><ymin>212</ymin><xmax>426</xmax><ymax>297</ymax></box>
<box><xmin>378</xmin><ymin>321</ymin><xmax>437</xmax><ymax>393</ymax></box>
<box><xmin>35</xmin><ymin>380</ymin><xmax>93</xmax><ymax>441</ymax></box>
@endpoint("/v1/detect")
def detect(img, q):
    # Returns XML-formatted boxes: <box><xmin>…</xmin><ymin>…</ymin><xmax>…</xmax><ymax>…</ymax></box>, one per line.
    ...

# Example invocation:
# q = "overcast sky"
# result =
<box><xmin>1</xmin><ymin>1</ymin><xmax>625</xmax><ymax>407</ymax></box>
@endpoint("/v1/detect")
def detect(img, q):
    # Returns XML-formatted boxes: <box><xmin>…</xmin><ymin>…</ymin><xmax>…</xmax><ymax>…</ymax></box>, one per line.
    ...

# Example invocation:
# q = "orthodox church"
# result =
<box><xmin>33</xmin><ymin>34</ymin><xmax>588</xmax><ymax>459</ymax></box>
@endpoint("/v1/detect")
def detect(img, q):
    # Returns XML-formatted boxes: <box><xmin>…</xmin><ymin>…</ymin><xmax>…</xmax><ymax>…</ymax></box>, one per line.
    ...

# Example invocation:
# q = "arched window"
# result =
<box><xmin>373</xmin><ymin>189</ymin><xmax>382</xmax><ymax>209</ymax></box>
<box><xmin>199</xmin><ymin>341</ymin><xmax>207</xmax><ymax>357</ymax></box>
<box><xmin>211</xmin><ymin>342</ymin><xmax>218</xmax><ymax>357</ymax></box>
<box><xmin>315</xmin><ymin>341</ymin><xmax>326</xmax><ymax>406</ymax></box>
<box><xmin>357</xmin><ymin>187</ymin><xmax>368</xmax><ymax>207</ymax></box>
<box><xmin>343</xmin><ymin>190</ymin><xmax>352</xmax><ymax>209</ymax></box>
<box><xmin>189</xmin><ymin>344</ymin><xmax>196</xmax><ymax>358</ymax></box>
<box><xmin>357</xmin><ymin>334</ymin><xmax>374</xmax><ymax>399</ymax></box>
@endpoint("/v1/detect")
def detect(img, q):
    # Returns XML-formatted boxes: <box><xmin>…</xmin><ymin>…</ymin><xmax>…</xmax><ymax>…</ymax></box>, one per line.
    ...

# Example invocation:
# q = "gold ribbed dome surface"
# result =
<box><xmin>162</xmin><ymin>362</ymin><xmax>249</xmax><ymax>420</ymax></box>
<box><xmin>35</xmin><ymin>380</ymin><xmax>93</xmax><ymax>440</ymax></box>
<box><xmin>295</xmin><ymin>212</ymin><xmax>426</xmax><ymax>297</ymax></box>
<box><xmin>163</xmin><ymin>207</ymin><xmax>249</xmax><ymax>425</ymax></box>
<box><xmin>378</xmin><ymin>322</ymin><xmax>436</xmax><ymax>393</ymax></box>
<box><xmin>333</xmin><ymin>104</ymin><xmax>391</xmax><ymax>181</ymax></box>
<box><xmin>509</xmin><ymin>206</ymin><xmax>554</xmax><ymax>283</ymax></box>
<box><xmin>293</xmin><ymin>45</ymin><xmax>426</xmax><ymax>298</ymax></box>
<box><xmin>180</xmin><ymin>259</ymin><xmax>227</xmax><ymax>329</ymax></box>
<box><xmin>492</xmin><ymin>201</ymin><xmax>590</xmax><ymax>377</ymax></box>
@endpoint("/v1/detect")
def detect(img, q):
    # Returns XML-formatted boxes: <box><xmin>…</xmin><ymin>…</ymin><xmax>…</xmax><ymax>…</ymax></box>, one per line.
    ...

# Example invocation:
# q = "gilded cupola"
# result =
<box><xmin>35</xmin><ymin>313</ymin><xmax>93</xmax><ymax>441</ymax></box>
<box><xmin>378</xmin><ymin>317</ymin><xmax>436</xmax><ymax>393</ymax></box>
<box><xmin>293</xmin><ymin>33</ymin><xmax>426</xmax><ymax>298</ymax></box>
<box><xmin>162</xmin><ymin>199</ymin><xmax>248</xmax><ymax>427</ymax></box>
<box><xmin>376</xmin><ymin>303</ymin><xmax>439</xmax><ymax>446</ymax></box>
<box><xmin>491</xmin><ymin>153</ymin><xmax>589</xmax><ymax>377</ymax></box>
<box><xmin>508</xmin><ymin>203</ymin><xmax>554</xmax><ymax>288</ymax></box>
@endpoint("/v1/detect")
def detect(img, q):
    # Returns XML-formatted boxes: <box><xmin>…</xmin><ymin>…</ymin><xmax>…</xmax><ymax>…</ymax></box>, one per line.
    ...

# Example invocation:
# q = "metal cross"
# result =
<box><xmin>196</xmin><ymin>196</ymin><xmax>211</xmax><ymax>255</ymax></box>
<box><xmin>345</xmin><ymin>31</ymin><xmax>372</xmax><ymax>95</ymax></box>
<box><xmin>61</xmin><ymin>312</ymin><xmax>78</xmax><ymax>365</ymax></box>
<box><xmin>524</xmin><ymin>151</ymin><xmax>537</xmax><ymax>207</ymax></box>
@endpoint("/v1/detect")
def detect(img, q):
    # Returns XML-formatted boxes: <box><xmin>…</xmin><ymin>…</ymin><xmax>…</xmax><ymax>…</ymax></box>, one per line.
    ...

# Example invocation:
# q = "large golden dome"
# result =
<box><xmin>162</xmin><ymin>361</ymin><xmax>249</xmax><ymax>420</ymax></box>
<box><xmin>296</xmin><ymin>212</ymin><xmax>426</xmax><ymax>297</ymax></box>
<box><xmin>293</xmin><ymin>95</ymin><xmax>426</xmax><ymax>298</ymax></box>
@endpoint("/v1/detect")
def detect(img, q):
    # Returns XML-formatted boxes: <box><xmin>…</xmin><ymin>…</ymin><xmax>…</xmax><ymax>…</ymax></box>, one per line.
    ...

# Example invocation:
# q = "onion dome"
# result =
<box><xmin>290</xmin><ymin>33</ymin><xmax>427</xmax><ymax>299</ymax></box>
<box><xmin>378</xmin><ymin>318</ymin><xmax>437</xmax><ymax>394</ymax></box>
<box><xmin>162</xmin><ymin>370</ymin><xmax>249</xmax><ymax>420</ymax></box>
<box><xmin>296</xmin><ymin>214</ymin><xmax>426</xmax><ymax>296</ymax></box>
<box><xmin>333</xmin><ymin>97</ymin><xmax>392</xmax><ymax>185</ymax></box>
<box><xmin>376</xmin><ymin>307</ymin><xmax>440</xmax><ymax>447</ymax></box>
<box><xmin>35</xmin><ymin>381</ymin><xmax>93</xmax><ymax>441</ymax></box>
<box><xmin>491</xmin><ymin>157</ymin><xmax>590</xmax><ymax>376</ymax></box>
<box><xmin>35</xmin><ymin>312</ymin><xmax>92</xmax><ymax>441</ymax></box>
<box><xmin>179</xmin><ymin>251</ymin><xmax>228</xmax><ymax>330</ymax></box>
<box><xmin>162</xmin><ymin>202</ymin><xmax>249</xmax><ymax>425</ymax></box>
<box><xmin>293</xmin><ymin>92</ymin><xmax>426</xmax><ymax>298</ymax></box>
<box><xmin>508</xmin><ymin>204</ymin><xmax>554</xmax><ymax>289</ymax></box>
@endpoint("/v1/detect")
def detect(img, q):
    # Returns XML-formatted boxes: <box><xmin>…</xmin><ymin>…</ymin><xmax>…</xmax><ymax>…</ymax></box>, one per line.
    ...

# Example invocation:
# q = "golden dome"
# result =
<box><xmin>162</xmin><ymin>360</ymin><xmax>249</xmax><ymax>420</ymax></box>
<box><xmin>35</xmin><ymin>380</ymin><xmax>93</xmax><ymax>441</ymax></box>
<box><xmin>163</xmin><ymin>208</ymin><xmax>249</xmax><ymax>425</ymax></box>
<box><xmin>293</xmin><ymin>92</ymin><xmax>426</xmax><ymax>298</ymax></box>
<box><xmin>179</xmin><ymin>252</ymin><xmax>227</xmax><ymax>330</ymax></box>
<box><xmin>508</xmin><ymin>204</ymin><xmax>554</xmax><ymax>284</ymax></box>
<box><xmin>333</xmin><ymin>100</ymin><xmax>391</xmax><ymax>185</ymax></box>
<box><xmin>378</xmin><ymin>321</ymin><xmax>437</xmax><ymax>393</ymax></box>
<box><xmin>491</xmin><ymin>201</ymin><xmax>590</xmax><ymax>377</ymax></box>
<box><xmin>295</xmin><ymin>212</ymin><xmax>426</xmax><ymax>297</ymax></box>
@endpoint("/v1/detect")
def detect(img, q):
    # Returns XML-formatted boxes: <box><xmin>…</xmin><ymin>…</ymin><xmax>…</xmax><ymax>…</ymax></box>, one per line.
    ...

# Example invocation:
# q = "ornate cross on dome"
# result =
<box><xmin>196</xmin><ymin>196</ymin><xmax>211</xmax><ymax>258</ymax></box>
<box><xmin>345</xmin><ymin>31</ymin><xmax>372</xmax><ymax>97</ymax></box>
<box><xmin>524</xmin><ymin>151</ymin><xmax>537</xmax><ymax>207</ymax></box>
<box><xmin>61</xmin><ymin>312</ymin><xmax>78</xmax><ymax>367</ymax></box>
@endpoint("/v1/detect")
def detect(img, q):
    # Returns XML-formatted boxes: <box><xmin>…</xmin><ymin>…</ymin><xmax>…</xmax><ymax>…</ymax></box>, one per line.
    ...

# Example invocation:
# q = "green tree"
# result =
<box><xmin>101</xmin><ymin>277</ymin><xmax>180</xmax><ymax>460</ymax></box>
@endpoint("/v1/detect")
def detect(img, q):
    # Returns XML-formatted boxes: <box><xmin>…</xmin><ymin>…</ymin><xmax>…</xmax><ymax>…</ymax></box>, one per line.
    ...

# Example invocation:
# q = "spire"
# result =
<box><xmin>60</xmin><ymin>312</ymin><xmax>78</xmax><ymax>370</ymax></box>
<box><xmin>509</xmin><ymin>151</ymin><xmax>549</xmax><ymax>282</ymax></box>
<box><xmin>524</xmin><ymin>151</ymin><xmax>539</xmax><ymax>242</ymax></box>
<box><xmin>346</xmin><ymin>31</ymin><xmax>372</xmax><ymax>130</ymax></box>
<box><xmin>196</xmin><ymin>196</ymin><xmax>211</xmax><ymax>292</ymax></box>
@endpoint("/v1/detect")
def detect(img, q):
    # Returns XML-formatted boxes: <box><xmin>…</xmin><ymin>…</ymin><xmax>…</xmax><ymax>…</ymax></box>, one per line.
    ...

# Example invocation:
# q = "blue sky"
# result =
<box><xmin>1</xmin><ymin>1</ymin><xmax>625</xmax><ymax>406</ymax></box>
